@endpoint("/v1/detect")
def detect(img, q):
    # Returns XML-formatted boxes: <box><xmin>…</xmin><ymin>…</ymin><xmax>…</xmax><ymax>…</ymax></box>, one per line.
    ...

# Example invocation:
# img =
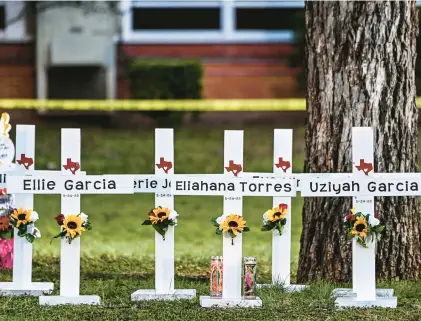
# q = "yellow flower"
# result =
<box><xmin>267</xmin><ymin>204</ymin><xmax>288</xmax><ymax>222</ymax></box>
<box><xmin>220</xmin><ymin>214</ymin><xmax>246</xmax><ymax>236</ymax></box>
<box><xmin>351</xmin><ymin>207</ymin><xmax>356</xmax><ymax>214</ymax></box>
<box><xmin>11</xmin><ymin>207</ymin><xmax>32</xmax><ymax>227</ymax></box>
<box><xmin>62</xmin><ymin>215</ymin><xmax>85</xmax><ymax>238</ymax></box>
<box><xmin>352</xmin><ymin>216</ymin><xmax>368</xmax><ymax>238</ymax></box>
<box><xmin>149</xmin><ymin>207</ymin><xmax>170</xmax><ymax>224</ymax></box>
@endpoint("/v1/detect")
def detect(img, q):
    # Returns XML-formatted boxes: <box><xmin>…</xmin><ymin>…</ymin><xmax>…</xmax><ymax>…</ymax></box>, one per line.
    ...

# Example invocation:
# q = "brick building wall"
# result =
<box><xmin>0</xmin><ymin>43</ymin><xmax>35</xmax><ymax>98</ymax></box>
<box><xmin>118</xmin><ymin>43</ymin><xmax>301</xmax><ymax>99</ymax></box>
<box><xmin>0</xmin><ymin>42</ymin><xmax>300</xmax><ymax>99</ymax></box>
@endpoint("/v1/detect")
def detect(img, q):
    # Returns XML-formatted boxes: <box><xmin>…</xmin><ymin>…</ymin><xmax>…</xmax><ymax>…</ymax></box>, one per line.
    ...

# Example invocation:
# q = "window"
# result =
<box><xmin>0</xmin><ymin>5</ymin><xmax>5</xmax><ymax>31</ymax></box>
<box><xmin>132</xmin><ymin>7</ymin><xmax>221</xmax><ymax>30</ymax></box>
<box><xmin>235</xmin><ymin>7</ymin><xmax>304</xmax><ymax>30</ymax></box>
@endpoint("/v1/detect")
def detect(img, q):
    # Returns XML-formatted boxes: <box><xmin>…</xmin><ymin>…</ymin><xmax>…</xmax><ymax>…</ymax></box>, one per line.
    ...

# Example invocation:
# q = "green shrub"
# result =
<box><xmin>129</xmin><ymin>59</ymin><xmax>203</xmax><ymax>126</ymax></box>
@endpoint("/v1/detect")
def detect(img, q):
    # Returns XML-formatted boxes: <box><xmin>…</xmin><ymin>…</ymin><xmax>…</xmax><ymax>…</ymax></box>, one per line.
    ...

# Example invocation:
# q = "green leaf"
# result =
<box><xmin>0</xmin><ymin>227</ymin><xmax>13</xmax><ymax>239</ymax></box>
<box><xmin>153</xmin><ymin>225</ymin><xmax>166</xmax><ymax>238</ymax></box>
<box><xmin>276</xmin><ymin>225</ymin><xmax>284</xmax><ymax>236</ymax></box>
<box><xmin>17</xmin><ymin>229</ymin><xmax>26</xmax><ymax>237</ymax></box>
<box><xmin>18</xmin><ymin>224</ymin><xmax>27</xmax><ymax>234</ymax></box>
<box><xmin>83</xmin><ymin>221</ymin><xmax>92</xmax><ymax>231</ymax></box>
<box><xmin>210</xmin><ymin>218</ymin><xmax>220</xmax><ymax>228</ymax></box>
<box><xmin>243</xmin><ymin>227</ymin><xmax>250</xmax><ymax>232</ymax></box>
<box><xmin>50</xmin><ymin>231</ymin><xmax>66</xmax><ymax>244</ymax></box>
<box><xmin>280</xmin><ymin>218</ymin><xmax>287</xmax><ymax>225</ymax></box>
<box><xmin>375</xmin><ymin>225</ymin><xmax>385</xmax><ymax>233</ymax></box>
<box><xmin>25</xmin><ymin>234</ymin><xmax>35</xmax><ymax>243</ymax></box>
<box><xmin>142</xmin><ymin>219</ymin><xmax>152</xmax><ymax>225</ymax></box>
<box><xmin>261</xmin><ymin>225</ymin><xmax>273</xmax><ymax>232</ymax></box>
<box><xmin>215</xmin><ymin>228</ymin><xmax>222</xmax><ymax>235</ymax></box>
<box><xmin>357</xmin><ymin>237</ymin><xmax>368</xmax><ymax>248</ymax></box>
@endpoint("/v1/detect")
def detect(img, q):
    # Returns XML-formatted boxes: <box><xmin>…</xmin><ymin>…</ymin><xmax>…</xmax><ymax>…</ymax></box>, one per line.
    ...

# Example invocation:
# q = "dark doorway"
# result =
<box><xmin>47</xmin><ymin>66</ymin><xmax>106</xmax><ymax>99</ymax></box>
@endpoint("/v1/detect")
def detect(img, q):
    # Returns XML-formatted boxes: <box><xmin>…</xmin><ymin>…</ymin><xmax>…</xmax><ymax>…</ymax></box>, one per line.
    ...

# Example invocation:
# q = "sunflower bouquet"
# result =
<box><xmin>261</xmin><ymin>203</ymin><xmax>288</xmax><ymax>236</ymax></box>
<box><xmin>52</xmin><ymin>212</ymin><xmax>92</xmax><ymax>244</ymax></box>
<box><xmin>211</xmin><ymin>214</ymin><xmax>250</xmax><ymax>245</ymax></box>
<box><xmin>7</xmin><ymin>207</ymin><xmax>41</xmax><ymax>243</ymax></box>
<box><xmin>343</xmin><ymin>208</ymin><xmax>385</xmax><ymax>248</ymax></box>
<box><xmin>142</xmin><ymin>206</ymin><xmax>178</xmax><ymax>240</ymax></box>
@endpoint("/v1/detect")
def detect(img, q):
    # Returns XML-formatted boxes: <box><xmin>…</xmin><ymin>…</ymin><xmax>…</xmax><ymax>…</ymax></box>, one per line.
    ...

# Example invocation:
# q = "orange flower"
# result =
<box><xmin>0</xmin><ymin>216</ymin><xmax>10</xmax><ymax>231</ymax></box>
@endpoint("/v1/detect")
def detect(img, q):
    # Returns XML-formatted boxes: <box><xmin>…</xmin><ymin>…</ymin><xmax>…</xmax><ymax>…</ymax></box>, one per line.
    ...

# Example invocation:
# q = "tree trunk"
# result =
<box><xmin>298</xmin><ymin>1</ymin><xmax>421</xmax><ymax>283</ymax></box>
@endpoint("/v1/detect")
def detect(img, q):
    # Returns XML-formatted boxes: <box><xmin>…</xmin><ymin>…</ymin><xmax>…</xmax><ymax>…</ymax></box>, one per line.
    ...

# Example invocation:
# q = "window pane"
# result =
<box><xmin>235</xmin><ymin>8</ymin><xmax>304</xmax><ymax>30</ymax></box>
<box><xmin>0</xmin><ymin>5</ymin><xmax>5</xmax><ymax>30</ymax></box>
<box><xmin>132</xmin><ymin>7</ymin><xmax>221</xmax><ymax>30</ymax></box>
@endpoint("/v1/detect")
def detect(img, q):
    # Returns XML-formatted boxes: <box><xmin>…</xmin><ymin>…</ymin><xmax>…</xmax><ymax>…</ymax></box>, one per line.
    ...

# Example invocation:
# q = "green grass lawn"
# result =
<box><xmin>2</xmin><ymin>261</ymin><xmax>421</xmax><ymax>321</ymax></box>
<box><xmin>2</xmin><ymin>125</ymin><xmax>421</xmax><ymax>320</ymax></box>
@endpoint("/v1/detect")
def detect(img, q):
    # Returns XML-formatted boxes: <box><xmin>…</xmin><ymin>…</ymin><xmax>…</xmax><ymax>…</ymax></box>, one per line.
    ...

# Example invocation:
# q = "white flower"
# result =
<box><xmin>31</xmin><ymin>211</ymin><xmax>39</xmax><ymax>222</ymax></box>
<box><xmin>263</xmin><ymin>211</ymin><xmax>269</xmax><ymax>224</ymax></box>
<box><xmin>80</xmin><ymin>212</ymin><xmax>88</xmax><ymax>223</ymax></box>
<box><xmin>216</xmin><ymin>215</ymin><xmax>226</xmax><ymax>225</ymax></box>
<box><xmin>32</xmin><ymin>227</ymin><xmax>41</xmax><ymax>238</ymax></box>
<box><xmin>369</xmin><ymin>215</ymin><xmax>380</xmax><ymax>227</ymax></box>
<box><xmin>169</xmin><ymin>210</ymin><xmax>179</xmax><ymax>221</ymax></box>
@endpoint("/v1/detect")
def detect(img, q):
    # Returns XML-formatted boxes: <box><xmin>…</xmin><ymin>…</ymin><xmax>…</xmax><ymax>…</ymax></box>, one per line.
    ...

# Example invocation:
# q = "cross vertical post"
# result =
<box><xmin>39</xmin><ymin>128</ymin><xmax>100</xmax><ymax>305</ymax></box>
<box><xmin>271</xmin><ymin>129</ymin><xmax>293</xmax><ymax>286</ymax></box>
<box><xmin>200</xmin><ymin>130</ymin><xmax>262</xmax><ymax>307</ymax></box>
<box><xmin>222</xmin><ymin>130</ymin><xmax>243</xmax><ymax>299</ymax></box>
<box><xmin>131</xmin><ymin>128</ymin><xmax>196</xmax><ymax>301</ymax></box>
<box><xmin>351</xmin><ymin>127</ymin><xmax>376</xmax><ymax>301</ymax></box>
<box><xmin>0</xmin><ymin>125</ymin><xmax>54</xmax><ymax>296</ymax></box>
<box><xmin>155</xmin><ymin>129</ymin><xmax>175</xmax><ymax>294</ymax></box>
<box><xmin>59</xmin><ymin>129</ymin><xmax>83</xmax><ymax>298</ymax></box>
<box><xmin>13</xmin><ymin>126</ymin><xmax>35</xmax><ymax>290</ymax></box>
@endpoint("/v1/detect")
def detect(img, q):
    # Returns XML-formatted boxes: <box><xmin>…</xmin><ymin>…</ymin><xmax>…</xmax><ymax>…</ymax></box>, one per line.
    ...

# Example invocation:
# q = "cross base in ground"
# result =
<box><xmin>39</xmin><ymin>295</ymin><xmax>101</xmax><ymax>306</ymax></box>
<box><xmin>0</xmin><ymin>282</ymin><xmax>54</xmax><ymax>296</ymax></box>
<box><xmin>131</xmin><ymin>289</ymin><xmax>196</xmax><ymax>301</ymax></box>
<box><xmin>331</xmin><ymin>288</ymin><xmax>394</xmax><ymax>298</ymax></box>
<box><xmin>199</xmin><ymin>296</ymin><xmax>262</xmax><ymax>308</ymax></box>
<box><xmin>335</xmin><ymin>295</ymin><xmax>397</xmax><ymax>308</ymax></box>
<box><xmin>257</xmin><ymin>283</ymin><xmax>307</xmax><ymax>292</ymax></box>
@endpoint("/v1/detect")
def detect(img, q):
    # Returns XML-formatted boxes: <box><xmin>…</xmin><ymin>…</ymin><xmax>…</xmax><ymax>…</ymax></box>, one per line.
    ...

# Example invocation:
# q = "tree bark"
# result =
<box><xmin>298</xmin><ymin>1</ymin><xmax>421</xmax><ymax>283</ymax></box>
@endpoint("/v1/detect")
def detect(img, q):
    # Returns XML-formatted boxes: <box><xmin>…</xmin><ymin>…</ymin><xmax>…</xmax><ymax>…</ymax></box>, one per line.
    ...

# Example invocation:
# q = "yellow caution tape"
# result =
<box><xmin>0</xmin><ymin>99</ymin><xmax>305</xmax><ymax>111</ymax></box>
<box><xmin>0</xmin><ymin>98</ymin><xmax>420</xmax><ymax>111</ymax></box>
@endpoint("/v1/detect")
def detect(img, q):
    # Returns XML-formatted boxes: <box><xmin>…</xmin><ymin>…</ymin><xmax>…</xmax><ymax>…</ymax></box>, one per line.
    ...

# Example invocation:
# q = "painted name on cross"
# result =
<box><xmin>300</xmin><ymin>176</ymin><xmax>421</xmax><ymax>196</ymax></box>
<box><xmin>170</xmin><ymin>176</ymin><xmax>296</xmax><ymax>196</ymax></box>
<box><xmin>7</xmin><ymin>175</ymin><xmax>134</xmax><ymax>194</ymax></box>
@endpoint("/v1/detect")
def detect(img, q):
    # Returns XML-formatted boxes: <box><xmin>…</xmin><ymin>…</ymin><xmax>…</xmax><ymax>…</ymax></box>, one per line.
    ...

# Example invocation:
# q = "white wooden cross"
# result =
<box><xmin>131</xmin><ymin>128</ymin><xmax>196</xmax><ymax>301</ymax></box>
<box><xmin>7</xmin><ymin>128</ymin><xmax>134</xmax><ymax>306</ymax></box>
<box><xmin>300</xmin><ymin>127</ymin><xmax>401</xmax><ymax>308</ymax></box>
<box><xmin>170</xmin><ymin>130</ymin><xmax>296</xmax><ymax>308</ymax></box>
<box><xmin>0</xmin><ymin>125</ymin><xmax>87</xmax><ymax>297</ymax></box>
<box><xmin>239</xmin><ymin>129</ymin><xmax>306</xmax><ymax>291</ymax></box>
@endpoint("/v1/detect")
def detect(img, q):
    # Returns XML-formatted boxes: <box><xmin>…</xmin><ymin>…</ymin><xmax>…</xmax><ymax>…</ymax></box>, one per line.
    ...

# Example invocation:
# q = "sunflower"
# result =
<box><xmin>0</xmin><ymin>216</ymin><xmax>9</xmax><ymax>231</ymax></box>
<box><xmin>352</xmin><ymin>216</ymin><xmax>368</xmax><ymax>238</ymax></box>
<box><xmin>267</xmin><ymin>205</ymin><xmax>288</xmax><ymax>222</ymax></box>
<box><xmin>10</xmin><ymin>207</ymin><xmax>32</xmax><ymax>227</ymax></box>
<box><xmin>149</xmin><ymin>207</ymin><xmax>170</xmax><ymax>224</ymax></box>
<box><xmin>62</xmin><ymin>215</ymin><xmax>85</xmax><ymax>238</ymax></box>
<box><xmin>220</xmin><ymin>214</ymin><xmax>247</xmax><ymax>236</ymax></box>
